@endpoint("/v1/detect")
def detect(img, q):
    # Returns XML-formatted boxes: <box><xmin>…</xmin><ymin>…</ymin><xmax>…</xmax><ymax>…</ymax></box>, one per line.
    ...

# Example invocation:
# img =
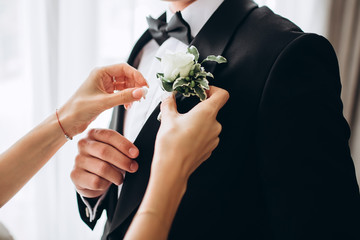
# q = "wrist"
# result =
<box><xmin>145</xmin><ymin>162</ymin><xmax>188</xmax><ymax>222</ymax></box>
<box><xmin>151</xmin><ymin>151</ymin><xmax>189</xmax><ymax>194</ymax></box>
<box><xmin>152</xmin><ymin>149</ymin><xmax>191</xmax><ymax>183</ymax></box>
<box><xmin>56</xmin><ymin>108</ymin><xmax>74</xmax><ymax>140</ymax></box>
<box><xmin>57</xmin><ymin>103</ymin><xmax>79</xmax><ymax>139</ymax></box>
<box><xmin>149</xmin><ymin>166</ymin><xmax>188</xmax><ymax>195</ymax></box>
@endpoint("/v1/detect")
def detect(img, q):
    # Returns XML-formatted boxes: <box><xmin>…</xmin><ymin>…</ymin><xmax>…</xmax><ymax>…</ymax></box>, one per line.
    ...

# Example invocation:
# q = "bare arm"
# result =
<box><xmin>0</xmin><ymin>63</ymin><xmax>148</xmax><ymax>207</ymax></box>
<box><xmin>125</xmin><ymin>86</ymin><xmax>229</xmax><ymax>240</ymax></box>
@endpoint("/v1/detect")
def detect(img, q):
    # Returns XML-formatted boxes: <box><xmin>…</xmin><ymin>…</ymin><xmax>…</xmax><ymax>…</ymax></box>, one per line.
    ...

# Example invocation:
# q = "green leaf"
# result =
<box><xmin>206</xmin><ymin>72</ymin><xmax>214</xmax><ymax>79</ymax></box>
<box><xmin>161</xmin><ymin>80</ymin><xmax>174</xmax><ymax>92</ymax></box>
<box><xmin>176</xmin><ymin>86</ymin><xmax>196</xmax><ymax>97</ymax></box>
<box><xmin>194</xmin><ymin>85</ymin><xmax>207</xmax><ymax>101</ymax></box>
<box><xmin>201</xmin><ymin>55</ymin><xmax>227</xmax><ymax>64</ymax></box>
<box><xmin>173</xmin><ymin>77</ymin><xmax>190</xmax><ymax>89</ymax></box>
<box><xmin>187</xmin><ymin>46</ymin><xmax>199</xmax><ymax>62</ymax></box>
<box><xmin>182</xmin><ymin>87</ymin><xmax>192</xmax><ymax>97</ymax></box>
<box><xmin>195</xmin><ymin>71</ymin><xmax>206</xmax><ymax>78</ymax></box>
<box><xmin>197</xmin><ymin>78</ymin><xmax>210</xmax><ymax>90</ymax></box>
<box><xmin>156</xmin><ymin>73</ymin><xmax>164</xmax><ymax>78</ymax></box>
<box><xmin>193</xmin><ymin>63</ymin><xmax>201</xmax><ymax>73</ymax></box>
<box><xmin>160</xmin><ymin>76</ymin><xmax>174</xmax><ymax>83</ymax></box>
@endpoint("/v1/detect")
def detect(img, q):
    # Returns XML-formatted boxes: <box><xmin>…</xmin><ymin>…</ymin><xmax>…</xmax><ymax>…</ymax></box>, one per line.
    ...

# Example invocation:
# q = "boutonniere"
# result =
<box><xmin>156</xmin><ymin>46</ymin><xmax>227</xmax><ymax>101</ymax></box>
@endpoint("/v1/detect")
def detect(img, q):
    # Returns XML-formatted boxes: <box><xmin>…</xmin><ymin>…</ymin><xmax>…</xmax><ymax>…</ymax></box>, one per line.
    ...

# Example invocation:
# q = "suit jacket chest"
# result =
<box><xmin>107</xmin><ymin>0</ymin><xmax>263</xmax><ymax>237</ymax></box>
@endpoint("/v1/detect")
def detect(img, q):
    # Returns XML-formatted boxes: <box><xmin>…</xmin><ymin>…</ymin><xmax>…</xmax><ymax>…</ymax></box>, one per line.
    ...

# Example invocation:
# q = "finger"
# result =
<box><xmin>76</xmin><ymin>188</ymin><xmax>108</xmax><ymax>199</ymax></box>
<box><xmin>105</xmin><ymin>87</ymin><xmax>148</xmax><ymax>109</ymax></box>
<box><xmin>71</xmin><ymin>168</ymin><xmax>112</xmax><ymax>192</ymax></box>
<box><xmin>87</xmin><ymin>129</ymin><xmax>139</xmax><ymax>159</ymax></box>
<box><xmin>79</xmin><ymin>132</ymin><xmax>139</xmax><ymax>173</ymax></box>
<box><xmin>202</xmin><ymin>86</ymin><xmax>230</xmax><ymax>112</ymax></box>
<box><xmin>75</xmin><ymin>154</ymin><xmax>124</xmax><ymax>186</ymax></box>
<box><xmin>79</xmin><ymin>139</ymin><xmax>138</xmax><ymax>173</ymax></box>
<box><xmin>104</xmin><ymin>63</ymin><xmax>148</xmax><ymax>88</ymax></box>
<box><xmin>160</xmin><ymin>93</ymin><xmax>178</xmax><ymax>120</ymax></box>
<box><xmin>124</xmin><ymin>103</ymin><xmax>132</xmax><ymax>110</ymax></box>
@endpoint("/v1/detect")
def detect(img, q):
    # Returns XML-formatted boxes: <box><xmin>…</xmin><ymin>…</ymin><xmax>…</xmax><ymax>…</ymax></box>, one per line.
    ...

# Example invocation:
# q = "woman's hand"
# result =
<box><xmin>0</xmin><ymin>63</ymin><xmax>147</xmax><ymax>208</ymax></box>
<box><xmin>153</xmin><ymin>86</ymin><xmax>229</xmax><ymax>180</ymax></box>
<box><xmin>57</xmin><ymin>63</ymin><xmax>148</xmax><ymax>138</ymax></box>
<box><xmin>124</xmin><ymin>86</ymin><xmax>229</xmax><ymax>240</ymax></box>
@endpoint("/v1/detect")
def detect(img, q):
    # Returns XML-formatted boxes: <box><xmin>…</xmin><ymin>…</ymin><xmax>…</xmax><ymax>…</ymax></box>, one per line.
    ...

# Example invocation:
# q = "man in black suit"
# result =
<box><xmin>71</xmin><ymin>0</ymin><xmax>360</xmax><ymax>239</ymax></box>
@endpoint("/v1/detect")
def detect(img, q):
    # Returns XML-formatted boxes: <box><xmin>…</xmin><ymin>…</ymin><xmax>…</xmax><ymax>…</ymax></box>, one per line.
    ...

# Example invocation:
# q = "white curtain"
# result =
<box><xmin>256</xmin><ymin>0</ymin><xmax>331</xmax><ymax>35</ymax></box>
<box><xmin>0</xmin><ymin>0</ymin><xmax>165</xmax><ymax>239</ymax></box>
<box><xmin>325</xmin><ymin>0</ymin><xmax>360</xmax><ymax>183</ymax></box>
<box><xmin>0</xmin><ymin>0</ymin><xmax>357</xmax><ymax>239</ymax></box>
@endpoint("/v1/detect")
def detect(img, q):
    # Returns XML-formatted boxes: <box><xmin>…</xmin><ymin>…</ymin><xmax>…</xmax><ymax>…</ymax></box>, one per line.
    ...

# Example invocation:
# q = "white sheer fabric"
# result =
<box><xmin>256</xmin><ymin>0</ymin><xmax>331</xmax><ymax>35</ymax></box>
<box><xmin>0</xmin><ymin>0</ymin><xmax>356</xmax><ymax>240</ymax></box>
<box><xmin>0</xmin><ymin>0</ymin><xmax>165</xmax><ymax>239</ymax></box>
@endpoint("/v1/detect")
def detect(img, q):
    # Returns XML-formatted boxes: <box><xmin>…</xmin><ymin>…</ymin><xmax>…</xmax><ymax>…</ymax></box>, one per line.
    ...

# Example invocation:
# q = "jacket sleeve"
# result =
<box><xmin>76</xmin><ymin>184</ymin><xmax>117</xmax><ymax>230</ymax></box>
<box><xmin>76</xmin><ymin>192</ymin><xmax>107</xmax><ymax>230</ymax></box>
<box><xmin>76</xmin><ymin>192</ymin><xmax>106</xmax><ymax>230</ymax></box>
<box><xmin>257</xmin><ymin>33</ymin><xmax>360</xmax><ymax>239</ymax></box>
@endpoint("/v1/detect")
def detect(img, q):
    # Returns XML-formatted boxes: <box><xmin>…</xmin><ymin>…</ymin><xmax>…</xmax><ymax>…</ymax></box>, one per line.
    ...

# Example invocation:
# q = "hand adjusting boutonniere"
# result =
<box><xmin>156</xmin><ymin>46</ymin><xmax>227</xmax><ymax>101</ymax></box>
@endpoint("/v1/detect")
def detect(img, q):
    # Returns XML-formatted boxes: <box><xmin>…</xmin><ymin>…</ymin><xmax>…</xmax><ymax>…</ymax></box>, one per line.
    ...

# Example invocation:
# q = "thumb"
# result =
<box><xmin>104</xmin><ymin>87</ymin><xmax>147</xmax><ymax>109</ymax></box>
<box><xmin>160</xmin><ymin>93</ymin><xmax>178</xmax><ymax>120</ymax></box>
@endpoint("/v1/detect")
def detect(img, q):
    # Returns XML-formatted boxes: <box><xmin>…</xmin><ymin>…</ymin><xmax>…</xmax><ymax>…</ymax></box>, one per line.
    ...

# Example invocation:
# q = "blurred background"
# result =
<box><xmin>0</xmin><ymin>0</ymin><xmax>359</xmax><ymax>239</ymax></box>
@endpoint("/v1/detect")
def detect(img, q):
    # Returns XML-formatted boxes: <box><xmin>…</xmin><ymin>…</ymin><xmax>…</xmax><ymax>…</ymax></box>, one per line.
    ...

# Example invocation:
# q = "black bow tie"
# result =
<box><xmin>146</xmin><ymin>11</ymin><xmax>193</xmax><ymax>45</ymax></box>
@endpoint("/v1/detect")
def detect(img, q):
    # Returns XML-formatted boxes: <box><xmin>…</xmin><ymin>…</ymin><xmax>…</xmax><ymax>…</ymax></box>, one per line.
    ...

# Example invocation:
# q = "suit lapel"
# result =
<box><xmin>108</xmin><ymin>12</ymin><xmax>167</xmax><ymax>233</ymax></box>
<box><xmin>128</xmin><ymin>12</ymin><xmax>166</xmax><ymax>66</ymax></box>
<box><xmin>191</xmin><ymin>0</ymin><xmax>258</xmax><ymax>73</ymax></box>
<box><xmin>109</xmin><ymin>94</ymin><xmax>184</xmax><ymax>234</ymax></box>
<box><xmin>108</xmin><ymin>0</ymin><xmax>258</xmax><ymax>233</ymax></box>
<box><xmin>109</xmin><ymin>12</ymin><xmax>166</xmax><ymax>134</ymax></box>
<box><xmin>175</xmin><ymin>0</ymin><xmax>258</xmax><ymax>107</ymax></box>
<box><xmin>107</xmin><ymin>15</ymin><xmax>157</xmax><ymax>234</ymax></box>
<box><xmin>110</xmin><ymin>104</ymin><xmax>161</xmax><ymax>233</ymax></box>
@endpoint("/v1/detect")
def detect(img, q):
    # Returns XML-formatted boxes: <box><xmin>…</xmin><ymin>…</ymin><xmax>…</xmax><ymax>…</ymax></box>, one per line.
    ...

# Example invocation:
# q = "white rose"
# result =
<box><xmin>161</xmin><ymin>50</ymin><xmax>195</xmax><ymax>80</ymax></box>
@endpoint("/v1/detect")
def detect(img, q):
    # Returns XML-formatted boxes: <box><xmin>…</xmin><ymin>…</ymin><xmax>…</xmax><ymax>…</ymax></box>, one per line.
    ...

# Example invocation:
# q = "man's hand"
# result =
<box><xmin>71</xmin><ymin>129</ymin><xmax>139</xmax><ymax>198</ymax></box>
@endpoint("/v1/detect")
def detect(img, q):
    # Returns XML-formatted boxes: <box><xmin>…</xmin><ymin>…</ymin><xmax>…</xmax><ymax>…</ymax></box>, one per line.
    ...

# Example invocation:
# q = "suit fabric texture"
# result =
<box><xmin>77</xmin><ymin>0</ymin><xmax>360</xmax><ymax>239</ymax></box>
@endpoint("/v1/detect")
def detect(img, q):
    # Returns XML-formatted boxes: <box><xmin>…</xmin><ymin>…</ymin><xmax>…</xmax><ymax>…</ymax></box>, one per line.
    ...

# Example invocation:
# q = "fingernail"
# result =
<box><xmin>129</xmin><ymin>147</ymin><xmax>138</xmax><ymax>158</ymax></box>
<box><xmin>130</xmin><ymin>161</ymin><xmax>138</xmax><ymax>172</ymax></box>
<box><xmin>144</xmin><ymin>78</ymin><xmax>149</xmax><ymax>87</ymax></box>
<box><xmin>142</xmin><ymin>87</ymin><xmax>148</xmax><ymax>99</ymax></box>
<box><xmin>157</xmin><ymin>112</ymin><xmax>162</xmax><ymax>122</ymax></box>
<box><xmin>124</xmin><ymin>103</ymin><xmax>132</xmax><ymax>110</ymax></box>
<box><xmin>132</xmin><ymin>87</ymin><xmax>148</xmax><ymax>99</ymax></box>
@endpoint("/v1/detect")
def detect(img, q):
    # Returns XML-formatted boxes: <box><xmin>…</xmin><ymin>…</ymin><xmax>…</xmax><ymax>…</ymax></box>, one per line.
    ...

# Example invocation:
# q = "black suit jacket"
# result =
<box><xmin>77</xmin><ymin>0</ymin><xmax>360</xmax><ymax>239</ymax></box>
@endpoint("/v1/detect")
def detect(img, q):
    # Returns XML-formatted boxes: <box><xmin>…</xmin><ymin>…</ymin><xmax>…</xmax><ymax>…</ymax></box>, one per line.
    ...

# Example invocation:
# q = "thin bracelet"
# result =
<box><xmin>55</xmin><ymin>109</ymin><xmax>72</xmax><ymax>140</ymax></box>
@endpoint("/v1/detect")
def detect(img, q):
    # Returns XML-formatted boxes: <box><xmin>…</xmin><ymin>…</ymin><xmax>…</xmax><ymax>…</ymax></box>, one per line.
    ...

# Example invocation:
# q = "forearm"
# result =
<box><xmin>0</xmin><ymin>113</ymin><xmax>67</xmax><ymax>207</ymax></box>
<box><xmin>125</xmin><ymin>155</ymin><xmax>188</xmax><ymax>240</ymax></box>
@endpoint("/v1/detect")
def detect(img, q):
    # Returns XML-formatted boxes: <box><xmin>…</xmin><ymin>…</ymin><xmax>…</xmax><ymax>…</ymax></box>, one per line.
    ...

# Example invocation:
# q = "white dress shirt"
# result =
<box><xmin>83</xmin><ymin>0</ymin><xmax>224</xmax><ymax>222</ymax></box>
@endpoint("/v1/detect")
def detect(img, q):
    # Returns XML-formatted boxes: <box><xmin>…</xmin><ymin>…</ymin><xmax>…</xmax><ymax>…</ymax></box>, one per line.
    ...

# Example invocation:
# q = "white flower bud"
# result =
<box><xmin>161</xmin><ymin>50</ymin><xmax>195</xmax><ymax>81</ymax></box>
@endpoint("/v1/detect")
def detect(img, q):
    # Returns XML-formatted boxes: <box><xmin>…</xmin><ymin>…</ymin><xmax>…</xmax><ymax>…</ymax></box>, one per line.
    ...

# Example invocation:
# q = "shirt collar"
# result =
<box><xmin>166</xmin><ymin>0</ymin><xmax>224</xmax><ymax>38</ymax></box>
